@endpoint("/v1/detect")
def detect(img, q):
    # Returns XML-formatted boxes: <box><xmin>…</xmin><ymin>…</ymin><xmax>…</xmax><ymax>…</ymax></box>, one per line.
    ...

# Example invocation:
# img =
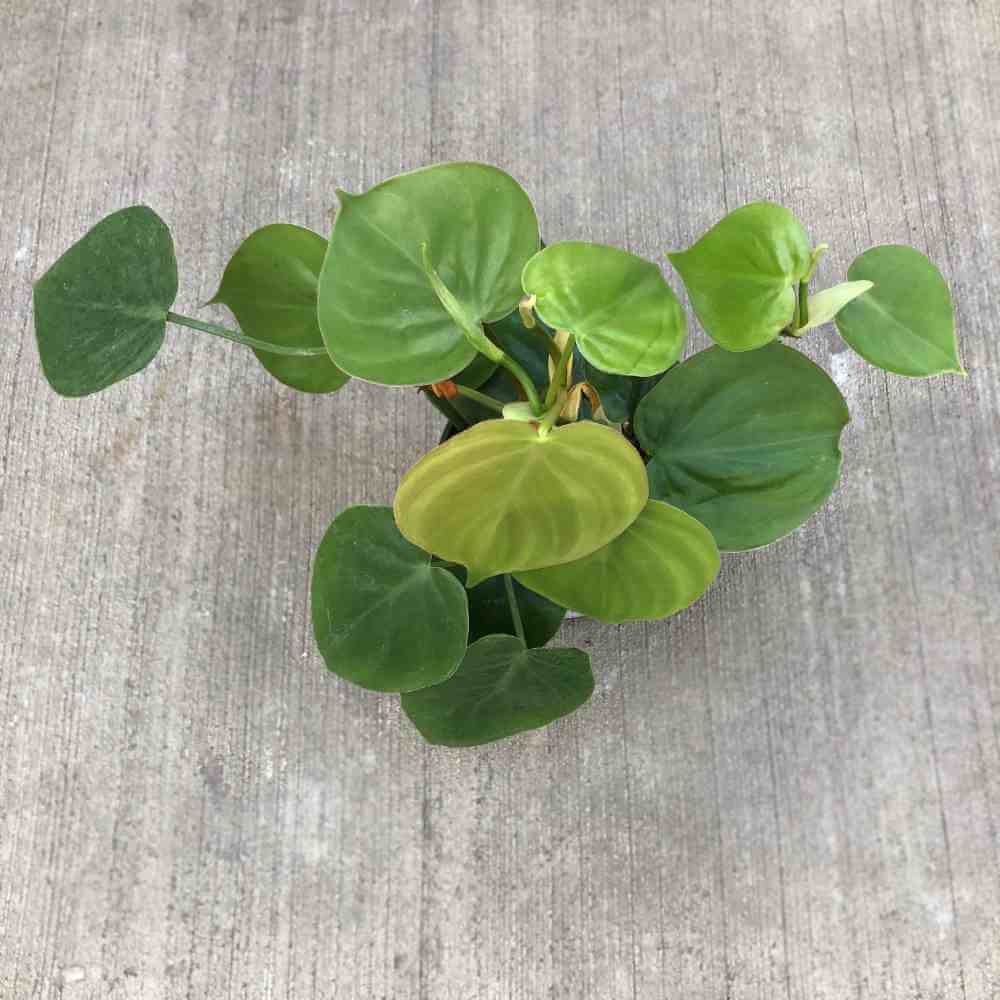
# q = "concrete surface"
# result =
<box><xmin>1</xmin><ymin>0</ymin><xmax>998</xmax><ymax>997</ymax></box>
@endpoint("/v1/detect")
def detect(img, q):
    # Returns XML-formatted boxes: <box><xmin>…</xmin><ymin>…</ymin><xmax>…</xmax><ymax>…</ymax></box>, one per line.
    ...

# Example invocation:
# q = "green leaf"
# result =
<box><xmin>668</xmin><ymin>202</ymin><xmax>811</xmax><ymax>352</ymax></box>
<box><xmin>522</xmin><ymin>242</ymin><xmax>686</xmax><ymax>376</ymax></box>
<box><xmin>33</xmin><ymin>206</ymin><xmax>177</xmax><ymax>397</ymax></box>
<box><xmin>310</xmin><ymin>505</ymin><xmax>469</xmax><ymax>692</ymax></box>
<box><xmin>834</xmin><ymin>245</ymin><xmax>962</xmax><ymax>377</ymax></box>
<box><xmin>444</xmin><ymin>570</ymin><xmax>565</xmax><ymax>647</ymax></box>
<box><xmin>210</xmin><ymin>224</ymin><xmax>349</xmax><ymax>394</ymax></box>
<box><xmin>401</xmin><ymin>635</ymin><xmax>593</xmax><ymax>746</ymax></box>
<box><xmin>515</xmin><ymin>500</ymin><xmax>719</xmax><ymax>623</ymax></box>
<box><xmin>634</xmin><ymin>344</ymin><xmax>849</xmax><ymax>551</ymax></box>
<box><xmin>798</xmin><ymin>280</ymin><xmax>874</xmax><ymax>332</ymax></box>
<box><xmin>579</xmin><ymin>352</ymin><xmax>665</xmax><ymax>423</ymax></box>
<box><xmin>393</xmin><ymin>419</ymin><xmax>648</xmax><ymax>586</ymax></box>
<box><xmin>317</xmin><ymin>162</ymin><xmax>540</xmax><ymax>385</ymax></box>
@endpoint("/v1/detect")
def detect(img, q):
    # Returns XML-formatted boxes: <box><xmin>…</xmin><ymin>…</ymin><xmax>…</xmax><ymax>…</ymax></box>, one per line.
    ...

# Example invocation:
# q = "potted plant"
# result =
<box><xmin>32</xmin><ymin>162</ymin><xmax>962</xmax><ymax>746</ymax></box>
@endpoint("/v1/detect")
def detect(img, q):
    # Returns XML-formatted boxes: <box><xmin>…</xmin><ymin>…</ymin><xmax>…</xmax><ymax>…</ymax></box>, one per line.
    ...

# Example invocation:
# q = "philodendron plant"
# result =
<box><xmin>32</xmin><ymin>162</ymin><xmax>963</xmax><ymax>747</ymax></box>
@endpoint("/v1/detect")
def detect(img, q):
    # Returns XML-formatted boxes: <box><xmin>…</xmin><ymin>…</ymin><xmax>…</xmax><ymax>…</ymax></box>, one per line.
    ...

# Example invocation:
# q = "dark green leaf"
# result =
<box><xmin>580</xmin><ymin>352</ymin><xmax>665</xmax><ymax>423</ymax></box>
<box><xmin>522</xmin><ymin>241</ymin><xmax>686</xmax><ymax>375</ymax></box>
<box><xmin>834</xmin><ymin>245</ymin><xmax>962</xmax><ymax>377</ymax></box>
<box><xmin>33</xmin><ymin>206</ymin><xmax>177</xmax><ymax>397</ymax></box>
<box><xmin>317</xmin><ymin>162</ymin><xmax>540</xmax><ymax>385</ymax></box>
<box><xmin>310</xmin><ymin>506</ymin><xmax>469</xmax><ymax>692</ymax></box>
<box><xmin>210</xmin><ymin>224</ymin><xmax>349</xmax><ymax>394</ymax></box>
<box><xmin>453</xmin><ymin>351</ymin><xmax>498</xmax><ymax>389</ymax></box>
<box><xmin>485</xmin><ymin>307</ymin><xmax>554</xmax><ymax>392</ymax></box>
<box><xmin>668</xmin><ymin>202</ymin><xmax>811</xmax><ymax>352</ymax></box>
<box><xmin>515</xmin><ymin>500</ymin><xmax>719</xmax><ymax>623</ymax></box>
<box><xmin>393</xmin><ymin>419</ymin><xmax>649</xmax><ymax>586</ymax></box>
<box><xmin>635</xmin><ymin>344</ymin><xmax>849</xmax><ymax>550</ymax></box>
<box><xmin>444</xmin><ymin>570</ymin><xmax>566</xmax><ymax>647</ymax></box>
<box><xmin>401</xmin><ymin>635</ymin><xmax>593</xmax><ymax>746</ymax></box>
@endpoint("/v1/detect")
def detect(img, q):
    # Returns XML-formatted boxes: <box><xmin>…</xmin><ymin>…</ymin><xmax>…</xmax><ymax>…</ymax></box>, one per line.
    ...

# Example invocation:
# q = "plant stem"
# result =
<box><xmin>503</xmin><ymin>574</ymin><xmax>526</xmax><ymax>645</ymax></box>
<box><xmin>796</xmin><ymin>279</ymin><xmax>809</xmax><ymax>329</ymax></box>
<box><xmin>420</xmin><ymin>244</ymin><xmax>543</xmax><ymax>415</ymax></box>
<box><xmin>543</xmin><ymin>333</ymin><xmax>576</xmax><ymax>411</ymax></box>
<box><xmin>454</xmin><ymin>384</ymin><xmax>505</xmax><ymax>414</ymax></box>
<box><xmin>166</xmin><ymin>311</ymin><xmax>328</xmax><ymax>357</ymax></box>
<box><xmin>498</xmin><ymin>354</ymin><xmax>543</xmax><ymax>414</ymax></box>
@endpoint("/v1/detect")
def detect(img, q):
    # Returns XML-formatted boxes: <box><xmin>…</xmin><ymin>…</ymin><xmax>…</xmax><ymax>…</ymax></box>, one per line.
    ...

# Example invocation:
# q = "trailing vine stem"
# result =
<box><xmin>166</xmin><ymin>311</ymin><xmax>328</xmax><ymax>357</ymax></box>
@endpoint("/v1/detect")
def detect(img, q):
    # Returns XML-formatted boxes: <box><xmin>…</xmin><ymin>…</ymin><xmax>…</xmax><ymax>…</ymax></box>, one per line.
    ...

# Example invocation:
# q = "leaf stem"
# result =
<box><xmin>543</xmin><ymin>333</ymin><xmax>576</xmax><ymax>411</ymax></box>
<box><xmin>166</xmin><ymin>311</ymin><xmax>328</xmax><ymax>357</ymax></box>
<box><xmin>420</xmin><ymin>244</ymin><xmax>544</xmax><ymax>416</ymax></box>
<box><xmin>453</xmin><ymin>384</ymin><xmax>505</xmax><ymax>414</ymax></box>
<box><xmin>503</xmin><ymin>574</ymin><xmax>526</xmax><ymax>645</ymax></box>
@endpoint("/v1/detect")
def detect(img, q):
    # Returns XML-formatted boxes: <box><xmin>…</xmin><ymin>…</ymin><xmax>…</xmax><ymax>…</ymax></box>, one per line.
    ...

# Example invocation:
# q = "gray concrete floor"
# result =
<box><xmin>2</xmin><ymin>1</ymin><xmax>999</xmax><ymax>997</ymax></box>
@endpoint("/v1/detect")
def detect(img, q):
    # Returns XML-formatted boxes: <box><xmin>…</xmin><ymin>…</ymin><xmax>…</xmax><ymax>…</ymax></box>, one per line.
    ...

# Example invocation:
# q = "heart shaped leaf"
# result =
<box><xmin>445</xmin><ymin>571</ymin><xmax>565</xmax><ymax>647</ymax></box>
<box><xmin>33</xmin><ymin>206</ymin><xmax>177</xmax><ymax>396</ymax></box>
<box><xmin>318</xmin><ymin>162</ymin><xmax>540</xmax><ymax>385</ymax></box>
<box><xmin>635</xmin><ymin>344</ymin><xmax>849</xmax><ymax>550</ymax></box>
<box><xmin>834</xmin><ymin>245</ymin><xmax>962</xmax><ymax>377</ymax></box>
<box><xmin>401</xmin><ymin>635</ymin><xmax>593</xmax><ymax>746</ymax></box>
<box><xmin>798</xmin><ymin>280</ymin><xmax>873</xmax><ymax>332</ymax></box>
<box><xmin>210</xmin><ymin>224</ymin><xmax>349</xmax><ymax>394</ymax></box>
<box><xmin>515</xmin><ymin>500</ymin><xmax>719</xmax><ymax>623</ymax></box>
<box><xmin>668</xmin><ymin>203</ymin><xmax>811</xmax><ymax>352</ymax></box>
<box><xmin>393</xmin><ymin>419</ymin><xmax>648</xmax><ymax>586</ymax></box>
<box><xmin>522</xmin><ymin>242</ymin><xmax>686</xmax><ymax>376</ymax></box>
<box><xmin>310</xmin><ymin>506</ymin><xmax>469</xmax><ymax>692</ymax></box>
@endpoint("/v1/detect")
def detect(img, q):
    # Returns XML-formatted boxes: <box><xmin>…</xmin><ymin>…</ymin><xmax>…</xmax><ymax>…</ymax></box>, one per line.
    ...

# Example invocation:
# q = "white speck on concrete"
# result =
<box><xmin>60</xmin><ymin>966</ymin><xmax>87</xmax><ymax>985</ymax></box>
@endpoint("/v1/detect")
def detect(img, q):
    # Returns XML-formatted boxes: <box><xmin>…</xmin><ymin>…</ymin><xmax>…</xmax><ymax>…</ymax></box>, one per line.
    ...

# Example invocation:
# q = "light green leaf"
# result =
<box><xmin>393</xmin><ymin>419</ymin><xmax>648</xmax><ymax>586</ymax></box>
<box><xmin>798</xmin><ymin>280</ymin><xmax>874</xmax><ymax>332</ymax></box>
<box><xmin>401</xmin><ymin>635</ymin><xmax>593</xmax><ymax>746</ymax></box>
<box><xmin>522</xmin><ymin>242</ymin><xmax>686</xmax><ymax>376</ymax></box>
<box><xmin>317</xmin><ymin>162</ymin><xmax>540</xmax><ymax>385</ymax></box>
<box><xmin>33</xmin><ymin>206</ymin><xmax>177</xmax><ymax>397</ymax></box>
<box><xmin>515</xmin><ymin>500</ymin><xmax>719</xmax><ymax>623</ymax></box>
<box><xmin>668</xmin><ymin>202</ymin><xmax>812</xmax><ymax>352</ymax></box>
<box><xmin>310</xmin><ymin>506</ymin><xmax>469</xmax><ymax>692</ymax></box>
<box><xmin>635</xmin><ymin>344</ymin><xmax>849</xmax><ymax>551</ymax></box>
<box><xmin>834</xmin><ymin>245</ymin><xmax>962</xmax><ymax>377</ymax></box>
<box><xmin>210</xmin><ymin>224</ymin><xmax>349</xmax><ymax>394</ymax></box>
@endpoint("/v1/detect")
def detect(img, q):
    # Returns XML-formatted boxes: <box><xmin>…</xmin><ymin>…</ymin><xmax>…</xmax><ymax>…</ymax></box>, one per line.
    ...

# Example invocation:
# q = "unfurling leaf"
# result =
<box><xmin>797</xmin><ymin>280</ymin><xmax>873</xmax><ymax>332</ymax></box>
